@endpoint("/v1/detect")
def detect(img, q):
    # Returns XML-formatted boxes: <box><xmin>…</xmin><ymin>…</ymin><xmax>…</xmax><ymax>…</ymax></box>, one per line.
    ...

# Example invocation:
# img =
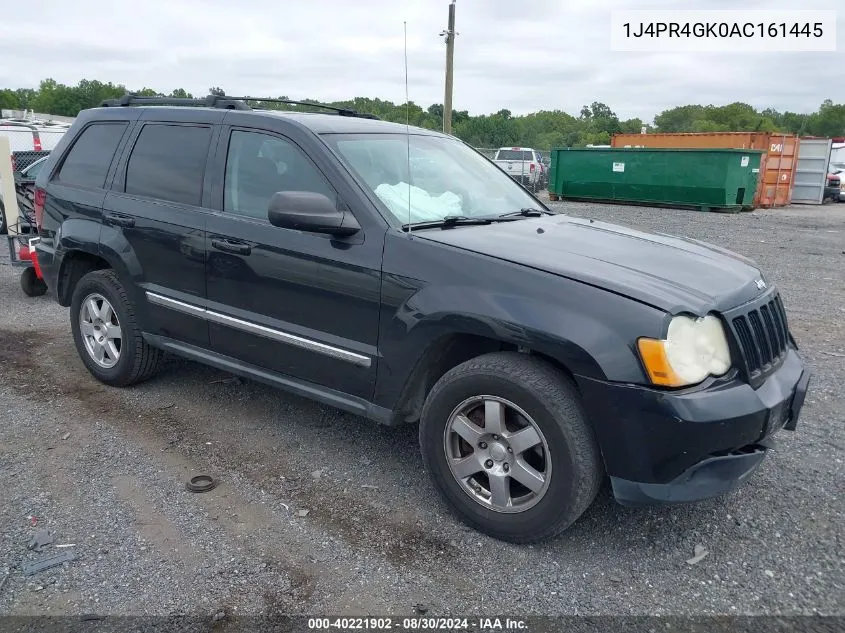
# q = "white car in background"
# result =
<box><xmin>829</xmin><ymin>161</ymin><xmax>845</xmax><ymax>202</ymax></box>
<box><xmin>492</xmin><ymin>147</ymin><xmax>545</xmax><ymax>192</ymax></box>
<box><xmin>1</xmin><ymin>123</ymin><xmax>39</xmax><ymax>233</ymax></box>
<box><xmin>1</xmin><ymin>122</ymin><xmax>63</xmax><ymax>233</ymax></box>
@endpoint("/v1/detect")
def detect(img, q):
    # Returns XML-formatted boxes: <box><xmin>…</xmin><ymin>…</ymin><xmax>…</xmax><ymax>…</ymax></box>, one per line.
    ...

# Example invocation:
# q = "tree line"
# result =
<box><xmin>2</xmin><ymin>78</ymin><xmax>843</xmax><ymax>150</ymax></box>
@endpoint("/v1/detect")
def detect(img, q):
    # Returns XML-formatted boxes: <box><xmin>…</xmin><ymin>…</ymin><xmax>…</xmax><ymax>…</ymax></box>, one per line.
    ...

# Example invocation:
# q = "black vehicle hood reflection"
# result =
<box><xmin>415</xmin><ymin>214</ymin><xmax>766</xmax><ymax>314</ymax></box>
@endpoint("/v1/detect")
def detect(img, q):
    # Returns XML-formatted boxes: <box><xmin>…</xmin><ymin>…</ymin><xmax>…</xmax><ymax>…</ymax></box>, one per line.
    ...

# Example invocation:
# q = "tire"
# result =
<box><xmin>70</xmin><ymin>269</ymin><xmax>162</xmax><ymax>387</ymax></box>
<box><xmin>0</xmin><ymin>200</ymin><xmax>6</xmax><ymax>235</ymax></box>
<box><xmin>419</xmin><ymin>351</ymin><xmax>602</xmax><ymax>543</ymax></box>
<box><xmin>20</xmin><ymin>267</ymin><xmax>47</xmax><ymax>297</ymax></box>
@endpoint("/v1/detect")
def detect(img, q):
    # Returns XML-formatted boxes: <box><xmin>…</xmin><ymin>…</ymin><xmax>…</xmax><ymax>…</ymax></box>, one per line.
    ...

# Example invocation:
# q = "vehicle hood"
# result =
<box><xmin>416</xmin><ymin>214</ymin><xmax>768</xmax><ymax>314</ymax></box>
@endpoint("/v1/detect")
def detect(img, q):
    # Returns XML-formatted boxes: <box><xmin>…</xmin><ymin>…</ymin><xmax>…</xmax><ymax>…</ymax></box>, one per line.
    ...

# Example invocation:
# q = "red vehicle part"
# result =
<box><xmin>18</xmin><ymin>244</ymin><xmax>44</xmax><ymax>280</ymax></box>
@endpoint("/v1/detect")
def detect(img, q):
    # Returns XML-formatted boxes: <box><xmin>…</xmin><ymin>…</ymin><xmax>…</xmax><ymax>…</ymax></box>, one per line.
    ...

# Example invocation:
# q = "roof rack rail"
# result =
<box><xmin>230</xmin><ymin>97</ymin><xmax>381</xmax><ymax>120</ymax></box>
<box><xmin>100</xmin><ymin>94</ymin><xmax>252</xmax><ymax>110</ymax></box>
<box><xmin>99</xmin><ymin>94</ymin><xmax>380</xmax><ymax>120</ymax></box>
<box><xmin>0</xmin><ymin>120</ymin><xmax>38</xmax><ymax>129</ymax></box>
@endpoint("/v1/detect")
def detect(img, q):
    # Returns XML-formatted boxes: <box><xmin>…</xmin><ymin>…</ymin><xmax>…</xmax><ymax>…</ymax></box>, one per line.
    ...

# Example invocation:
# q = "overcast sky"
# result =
<box><xmin>1</xmin><ymin>0</ymin><xmax>842</xmax><ymax>122</ymax></box>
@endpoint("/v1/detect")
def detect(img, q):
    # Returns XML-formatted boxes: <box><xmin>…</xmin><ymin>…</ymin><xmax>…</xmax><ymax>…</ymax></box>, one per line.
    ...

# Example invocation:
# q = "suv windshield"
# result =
<box><xmin>323</xmin><ymin>133</ymin><xmax>544</xmax><ymax>225</ymax></box>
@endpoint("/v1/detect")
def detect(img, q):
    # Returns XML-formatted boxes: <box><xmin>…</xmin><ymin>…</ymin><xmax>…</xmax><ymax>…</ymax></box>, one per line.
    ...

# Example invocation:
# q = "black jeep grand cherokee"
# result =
<box><xmin>32</xmin><ymin>95</ymin><xmax>810</xmax><ymax>543</ymax></box>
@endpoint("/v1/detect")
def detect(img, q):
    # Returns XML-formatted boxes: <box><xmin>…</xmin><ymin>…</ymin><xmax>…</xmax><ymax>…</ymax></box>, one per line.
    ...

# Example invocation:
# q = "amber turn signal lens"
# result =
<box><xmin>637</xmin><ymin>338</ymin><xmax>683</xmax><ymax>387</ymax></box>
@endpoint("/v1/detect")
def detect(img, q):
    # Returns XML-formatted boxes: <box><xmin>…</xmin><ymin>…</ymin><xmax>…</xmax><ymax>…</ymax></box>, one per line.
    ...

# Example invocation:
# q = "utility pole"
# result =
<box><xmin>440</xmin><ymin>0</ymin><xmax>456</xmax><ymax>134</ymax></box>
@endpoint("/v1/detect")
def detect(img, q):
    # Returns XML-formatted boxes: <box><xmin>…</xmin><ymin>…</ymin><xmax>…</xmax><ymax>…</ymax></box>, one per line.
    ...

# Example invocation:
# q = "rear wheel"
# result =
<box><xmin>419</xmin><ymin>352</ymin><xmax>603</xmax><ymax>543</ymax></box>
<box><xmin>0</xmin><ymin>200</ymin><xmax>6</xmax><ymax>235</ymax></box>
<box><xmin>70</xmin><ymin>270</ymin><xmax>162</xmax><ymax>386</ymax></box>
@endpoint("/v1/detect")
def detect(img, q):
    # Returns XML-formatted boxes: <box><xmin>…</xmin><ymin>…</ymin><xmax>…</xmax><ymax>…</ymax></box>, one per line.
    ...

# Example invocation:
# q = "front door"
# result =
<box><xmin>205</xmin><ymin>127</ymin><xmax>383</xmax><ymax>399</ymax></box>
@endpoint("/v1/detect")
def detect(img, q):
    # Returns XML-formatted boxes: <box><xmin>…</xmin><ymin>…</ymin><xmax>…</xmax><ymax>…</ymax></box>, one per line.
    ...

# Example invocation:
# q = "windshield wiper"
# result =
<box><xmin>497</xmin><ymin>208</ymin><xmax>556</xmax><ymax>218</ymax></box>
<box><xmin>401</xmin><ymin>215</ymin><xmax>494</xmax><ymax>231</ymax></box>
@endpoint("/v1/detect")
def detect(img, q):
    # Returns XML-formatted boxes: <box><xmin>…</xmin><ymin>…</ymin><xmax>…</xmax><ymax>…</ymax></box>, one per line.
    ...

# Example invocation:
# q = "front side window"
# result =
<box><xmin>324</xmin><ymin>133</ymin><xmax>542</xmax><ymax>225</ymax></box>
<box><xmin>55</xmin><ymin>122</ymin><xmax>127</xmax><ymax>189</ymax></box>
<box><xmin>124</xmin><ymin>124</ymin><xmax>211</xmax><ymax>206</ymax></box>
<box><xmin>224</xmin><ymin>130</ymin><xmax>336</xmax><ymax>220</ymax></box>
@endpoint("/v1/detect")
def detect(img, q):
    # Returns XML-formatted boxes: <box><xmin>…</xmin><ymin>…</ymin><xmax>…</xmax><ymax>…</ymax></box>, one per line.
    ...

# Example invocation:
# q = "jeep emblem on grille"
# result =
<box><xmin>755</xmin><ymin>278</ymin><xmax>766</xmax><ymax>290</ymax></box>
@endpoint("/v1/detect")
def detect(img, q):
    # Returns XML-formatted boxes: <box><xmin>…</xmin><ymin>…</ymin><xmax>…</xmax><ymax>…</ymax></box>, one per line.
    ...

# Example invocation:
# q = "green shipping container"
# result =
<box><xmin>548</xmin><ymin>148</ymin><xmax>765</xmax><ymax>211</ymax></box>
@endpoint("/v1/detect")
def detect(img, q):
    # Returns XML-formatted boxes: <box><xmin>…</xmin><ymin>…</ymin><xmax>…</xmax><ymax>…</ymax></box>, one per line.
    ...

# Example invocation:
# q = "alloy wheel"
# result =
<box><xmin>443</xmin><ymin>395</ymin><xmax>551</xmax><ymax>513</ymax></box>
<box><xmin>79</xmin><ymin>293</ymin><xmax>122</xmax><ymax>368</ymax></box>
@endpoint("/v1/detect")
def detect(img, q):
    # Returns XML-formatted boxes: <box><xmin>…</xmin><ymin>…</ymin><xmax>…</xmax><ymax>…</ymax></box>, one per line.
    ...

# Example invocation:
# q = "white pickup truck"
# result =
<box><xmin>492</xmin><ymin>146</ymin><xmax>546</xmax><ymax>192</ymax></box>
<box><xmin>0</xmin><ymin>121</ymin><xmax>66</xmax><ymax>233</ymax></box>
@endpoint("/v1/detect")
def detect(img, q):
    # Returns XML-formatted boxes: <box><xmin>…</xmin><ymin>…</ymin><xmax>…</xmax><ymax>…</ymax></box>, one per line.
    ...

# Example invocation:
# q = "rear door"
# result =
<box><xmin>102</xmin><ymin>109</ymin><xmax>223</xmax><ymax>347</ymax></box>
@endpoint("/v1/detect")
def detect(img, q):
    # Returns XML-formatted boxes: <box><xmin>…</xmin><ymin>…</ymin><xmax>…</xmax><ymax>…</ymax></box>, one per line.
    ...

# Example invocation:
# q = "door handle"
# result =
<box><xmin>104</xmin><ymin>213</ymin><xmax>135</xmax><ymax>228</ymax></box>
<box><xmin>211</xmin><ymin>238</ymin><xmax>252</xmax><ymax>256</ymax></box>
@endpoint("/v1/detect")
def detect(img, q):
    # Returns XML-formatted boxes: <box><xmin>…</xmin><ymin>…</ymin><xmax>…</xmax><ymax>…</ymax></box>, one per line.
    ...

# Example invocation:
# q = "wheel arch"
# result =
<box><xmin>56</xmin><ymin>220</ymin><xmax>143</xmax><ymax>308</ymax></box>
<box><xmin>387</xmin><ymin>324</ymin><xmax>594</xmax><ymax>425</ymax></box>
<box><xmin>56</xmin><ymin>248</ymin><xmax>112</xmax><ymax>307</ymax></box>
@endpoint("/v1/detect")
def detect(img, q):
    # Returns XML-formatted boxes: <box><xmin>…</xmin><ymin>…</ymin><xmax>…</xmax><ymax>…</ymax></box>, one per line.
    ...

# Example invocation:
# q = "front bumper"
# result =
<box><xmin>577</xmin><ymin>347</ymin><xmax>810</xmax><ymax>505</ymax></box>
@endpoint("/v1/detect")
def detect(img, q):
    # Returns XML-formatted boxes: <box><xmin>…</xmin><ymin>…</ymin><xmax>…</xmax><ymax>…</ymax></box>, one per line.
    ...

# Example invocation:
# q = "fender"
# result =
<box><xmin>374</xmin><ymin>232</ymin><xmax>671</xmax><ymax>412</ymax></box>
<box><xmin>54</xmin><ymin>219</ymin><xmax>152</xmax><ymax>327</ymax></box>
<box><xmin>97</xmin><ymin>222</ymin><xmax>156</xmax><ymax>329</ymax></box>
<box><xmin>97</xmin><ymin>222</ymin><xmax>143</xmax><ymax>286</ymax></box>
<box><xmin>53</xmin><ymin>217</ymin><xmax>105</xmax><ymax>305</ymax></box>
<box><xmin>374</xmin><ymin>280</ymin><xmax>668</xmax><ymax>411</ymax></box>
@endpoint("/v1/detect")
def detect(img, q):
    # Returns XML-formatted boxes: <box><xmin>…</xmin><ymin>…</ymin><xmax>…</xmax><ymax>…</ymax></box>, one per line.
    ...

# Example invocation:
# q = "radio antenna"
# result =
<box><xmin>404</xmin><ymin>21</ymin><xmax>412</xmax><ymax>237</ymax></box>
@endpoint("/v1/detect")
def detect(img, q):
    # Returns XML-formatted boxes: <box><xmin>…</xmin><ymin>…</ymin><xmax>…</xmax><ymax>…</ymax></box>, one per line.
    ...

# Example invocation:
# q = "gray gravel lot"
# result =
<box><xmin>0</xmin><ymin>200</ymin><xmax>843</xmax><ymax>618</ymax></box>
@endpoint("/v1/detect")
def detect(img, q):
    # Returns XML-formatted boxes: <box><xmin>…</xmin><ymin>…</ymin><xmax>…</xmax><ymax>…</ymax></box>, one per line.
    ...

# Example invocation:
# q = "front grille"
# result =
<box><xmin>730</xmin><ymin>293</ymin><xmax>790</xmax><ymax>380</ymax></box>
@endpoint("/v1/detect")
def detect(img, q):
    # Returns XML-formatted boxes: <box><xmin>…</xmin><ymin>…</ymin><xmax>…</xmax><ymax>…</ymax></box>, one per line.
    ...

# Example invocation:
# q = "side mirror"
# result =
<box><xmin>267</xmin><ymin>191</ymin><xmax>360</xmax><ymax>237</ymax></box>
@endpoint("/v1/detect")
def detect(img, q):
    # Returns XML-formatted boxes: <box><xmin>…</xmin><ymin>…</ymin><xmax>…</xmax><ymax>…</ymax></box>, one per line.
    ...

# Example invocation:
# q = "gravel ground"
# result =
<box><xmin>0</xmin><ymin>200</ymin><xmax>843</xmax><ymax>618</ymax></box>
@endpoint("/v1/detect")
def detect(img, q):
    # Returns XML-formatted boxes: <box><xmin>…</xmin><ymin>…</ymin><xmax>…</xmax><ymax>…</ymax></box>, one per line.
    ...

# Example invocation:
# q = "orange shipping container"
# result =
<box><xmin>610</xmin><ymin>132</ymin><xmax>800</xmax><ymax>207</ymax></box>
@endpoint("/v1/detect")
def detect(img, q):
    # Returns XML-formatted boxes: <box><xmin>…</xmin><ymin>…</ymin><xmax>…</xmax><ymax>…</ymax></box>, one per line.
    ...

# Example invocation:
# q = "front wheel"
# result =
<box><xmin>419</xmin><ymin>352</ymin><xmax>603</xmax><ymax>543</ymax></box>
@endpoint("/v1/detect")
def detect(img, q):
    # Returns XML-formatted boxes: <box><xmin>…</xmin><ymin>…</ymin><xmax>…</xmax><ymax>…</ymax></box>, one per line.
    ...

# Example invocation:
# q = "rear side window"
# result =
<box><xmin>124</xmin><ymin>124</ymin><xmax>211</xmax><ymax>206</ymax></box>
<box><xmin>55</xmin><ymin>122</ymin><xmax>127</xmax><ymax>189</ymax></box>
<box><xmin>25</xmin><ymin>158</ymin><xmax>47</xmax><ymax>178</ymax></box>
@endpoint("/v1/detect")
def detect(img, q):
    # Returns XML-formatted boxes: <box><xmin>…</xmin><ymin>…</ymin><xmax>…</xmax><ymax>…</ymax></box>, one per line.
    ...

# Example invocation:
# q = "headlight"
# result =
<box><xmin>637</xmin><ymin>314</ymin><xmax>732</xmax><ymax>387</ymax></box>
